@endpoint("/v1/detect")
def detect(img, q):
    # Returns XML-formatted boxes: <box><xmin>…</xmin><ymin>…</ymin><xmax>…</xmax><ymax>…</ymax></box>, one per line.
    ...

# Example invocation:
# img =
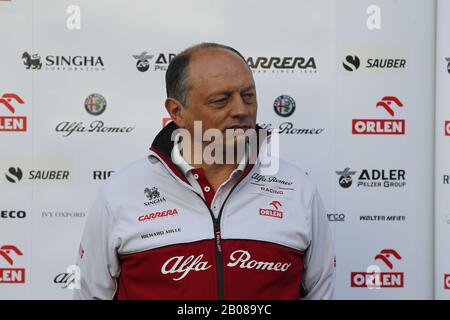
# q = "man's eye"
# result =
<box><xmin>212</xmin><ymin>98</ymin><xmax>228</xmax><ymax>105</ymax></box>
<box><xmin>242</xmin><ymin>93</ymin><xmax>256</xmax><ymax>102</ymax></box>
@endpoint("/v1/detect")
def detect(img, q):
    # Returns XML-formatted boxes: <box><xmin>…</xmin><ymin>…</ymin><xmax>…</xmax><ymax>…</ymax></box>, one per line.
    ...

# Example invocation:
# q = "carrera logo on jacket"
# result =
<box><xmin>161</xmin><ymin>250</ymin><xmax>292</xmax><ymax>281</ymax></box>
<box><xmin>138</xmin><ymin>209</ymin><xmax>178</xmax><ymax>222</ymax></box>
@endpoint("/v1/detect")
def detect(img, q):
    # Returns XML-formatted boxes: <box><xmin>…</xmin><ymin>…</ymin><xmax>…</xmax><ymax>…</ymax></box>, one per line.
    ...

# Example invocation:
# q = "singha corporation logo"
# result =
<box><xmin>144</xmin><ymin>187</ymin><xmax>166</xmax><ymax>206</ymax></box>
<box><xmin>22</xmin><ymin>52</ymin><xmax>42</xmax><ymax>69</ymax></box>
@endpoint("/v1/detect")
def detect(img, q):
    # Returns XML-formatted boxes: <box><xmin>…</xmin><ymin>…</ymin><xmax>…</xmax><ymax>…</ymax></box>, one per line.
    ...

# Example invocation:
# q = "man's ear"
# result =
<box><xmin>165</xmin><ymin>98</ymin><xmax>186</xmax><ymax>128</ymax></box>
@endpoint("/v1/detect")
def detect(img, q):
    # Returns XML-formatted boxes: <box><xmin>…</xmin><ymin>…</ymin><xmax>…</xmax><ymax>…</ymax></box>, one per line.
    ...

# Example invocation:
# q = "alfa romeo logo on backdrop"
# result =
<box><xmin>84</xmin><ymin>94</ymin><xmax>106</xmax><ymax>116</ymax></box>
<box><xmin>22</xmin><ymin>52</ymin><xmax>42</xmax><ymax>70</ymax></box>
<box><xmin>446</xmin><ymin>57</ymin><xmax>450</xmax><ymax>74</ymax></box>
<box><xmin>343</xmin><ymin>55</ymin><xmax>360</xmax><ymax>72</ymax></box>
<box><xmin>133</xmin><ymin>51</ymin><xmax>153</xmax><ymax>72</ymax></box>
<box><xmin>273</xmin><ymin>95</ymin><xmax>296</xmax><ymax>117</ymax></box>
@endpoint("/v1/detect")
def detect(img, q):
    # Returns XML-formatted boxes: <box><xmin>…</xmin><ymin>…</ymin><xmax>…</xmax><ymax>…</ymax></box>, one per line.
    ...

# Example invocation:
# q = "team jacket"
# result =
<box><xmin>74</xmin><ymin>122</ymin><xmax>335</xmax><ymax>300</ymax></box>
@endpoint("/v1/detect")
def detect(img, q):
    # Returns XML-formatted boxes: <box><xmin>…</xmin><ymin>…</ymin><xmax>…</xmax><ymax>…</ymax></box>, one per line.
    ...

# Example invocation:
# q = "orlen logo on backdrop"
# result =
<box><xmin>445</xmin><ymin>121</ymin><xmax>450</xmax><ymax>136</ymax></box>
<box><xmin>351</xmin><ymin>249</ymin><xmax>404</xmax><ymax>289</ymax></box>
<box><xmin>0</xmin><ymin>93</ymin><xmax>27</xmax><ymax>132</ymax></box>
<box><xmin>0</xmin><ymin>245</ymin><xmax>25</xmax><ymax>284</ymax></box>
<box><xmin>445</xmin><ymin>274</ymin><xmax>450</xmax><ymax>290</ymax></box>
<box><xmin>352</xmin><ymin>96</ymin><xmax>405</xmax><ymax>135</ymax></box>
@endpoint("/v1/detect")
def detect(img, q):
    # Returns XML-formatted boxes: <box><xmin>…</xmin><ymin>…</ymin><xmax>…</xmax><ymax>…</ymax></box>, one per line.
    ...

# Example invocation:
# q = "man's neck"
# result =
<box><xmin>182</xmin><ymin>148</ymin><xmax>245</xmax><ymax>191</ymax></box>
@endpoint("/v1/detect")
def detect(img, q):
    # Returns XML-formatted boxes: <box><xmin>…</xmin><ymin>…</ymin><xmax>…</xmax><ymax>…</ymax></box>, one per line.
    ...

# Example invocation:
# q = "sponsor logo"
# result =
<box><xmin>336</xmin><ymin>168</ymin><xmax>406</xmax><ymax>189</ymax></box>
<box><xmin>141</xmin><ymin>227</ymin><xmax>181</xmax><ymax>239</ymax></box>
<box><xmin>3</xmin><ymin>158</ymin><xmax>72</xmax><ymax>185</ymax></box>
<box><xmin>359</xmin><ymin>215</ymin><xmax>406</xmax><ymax>222</ymax></box>
<box><xmin>445</xmin><ymin>121</ymin><xmax>450</xmax><ymax>136</ymax></box>
<box><xmin>41</xmin><ymin>211</ymin><xmax>85</xmax><ymax>218</ymax></box>
<box><xmin>0</xmin><ymin>210</ymin><xmax>26</xmax><ymax>219</ymax></box>
<box><xmin>342</xmin><ymin>47</ymin><xmax>407</xmax><ymax>73</ymax></box>
<box><xmin>259</xmin><ymin>200</ymin><xmax>283</xmax><ymax>219</ymax></box>
<box><xmin>0</xmin><ymin>93</ymin><xmax>27</xmax><ymax>132</ymax></box>
<box><xmin>161</xmin><ymin>250</ymin><xmax>292</xmax><ymax>281</ymax></box>
<box><xmin>5</xmin><ymin>167</ymin><xmax>70</xmax><ymax>183</ymax></box>
<box><xmin>251</xmin><ymin>173</ymin><xmax>293</xmax><ymax>187</ymax></box>
<box><xmin>162</xmin><ymin>254</ymin><xmax>211</xmax><ymax>281</ymax></box>
<box><xmin>446</xmin><ymin>58</ymin><xmax>450</xmax><ymax>74</ymax></box>
<box><xmin>55</xmin><ymin>121</ymin><xmax>135</xmax><ymax>137</ymax></box>
<box><xmin>5</xmin><ymin>167</ymin><xmax>23</xmax><ymax>183</ymax></box>
<box><xmin>138</xmin><ymin>208</ymin><xmax>178</xmax><ymax>222</ymax></box>
<box><xmin>444</xmin><ymin>175</ymin><xmax>449</xmax><ymax>185</ymax></box>
<box><xmin>273</xmin><ymin>95</ymin><xmax>296</xmax><ymax>117</ymax></box>
<box><xmin>133</xmin><ymin>51</ymin><xmax>153</xmax><ymax>72</ymax></box>
<box><xmin>352</xmin><ymin>96</ymin><xmax>405</xmax><ymax>135</ymax></box>
<box><xmin>351</xmin><ymin>249</ymin><xmax>404</xmax><ymax>289</ymax></box>
<box><xmin>0</xmin><ymin>245</ymin><xmax>25</xmax><ymax>284</ymax></box>
<box><xmin>144</xmin><ymin>187</ymin><xmax>166</xmax><ymax>206</ymax></box>
<box><xmin>132</xmin><ymin>52</ymin><xmax>175</xmax><ymax>72</ymax></box>
<box><xmin>445</xmin><ymin>274</ymin><xmax>450</xmax><ymax>290</ymax></box>
<box><xmin>327</xmin><ymin>213</ymin><xmax>346</xmax><ymax>222</ymax></box>
<box><xmin>55</xmin><ymin>95</ymin><xmax>135</xmax><ymax>137</ymax></box>
<box><xmin>84</xmin><ymin>93</ymin><xmax>106</xmax><ymax>116</ymax></box>
<box><xmin>22</xmin><ymin>52</ymin><xmax>105</xmax><ymax>71</ymax></box>
<box><xmin>257</xmin><ymin>122</ymin><xmax>324</xmax><ymax>135</ymax></box>
<box><xmin>54</xmin><ymin>265</ymin><xmax>80</xmax><ymax>289</ymax></box>
<box><xmin>247</xmin><ymin>56</ymin><xmax>317</xmax><ymax>74</ymax></box>
<box><xmin>93</xmin><ymin>170</ymin><xmax>114</xmax><ymax>180</ymax></box>
<box><xmin>227</xmin><ymin>250</ymin><xmax>292</xmax><ymax>272</ymax></box>
<box><xmin>335</xmin><ymin>168</ymin><xmax>356</xmax><ymax>188</ymax></box>
<box><xmin>343</xmin><ymin>55</ymin><xmax>360</xmax><ymax>71</ymax></box>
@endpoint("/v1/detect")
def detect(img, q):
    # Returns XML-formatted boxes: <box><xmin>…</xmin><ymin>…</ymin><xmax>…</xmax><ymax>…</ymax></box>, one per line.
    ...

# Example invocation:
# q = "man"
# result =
<box><xmin>75</xmin><ymin>43</ymin><xmax>335</xmax><ymax>300</ymax></box>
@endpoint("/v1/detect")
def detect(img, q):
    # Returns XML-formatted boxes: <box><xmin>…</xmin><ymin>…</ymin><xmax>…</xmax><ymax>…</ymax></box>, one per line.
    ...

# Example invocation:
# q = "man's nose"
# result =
<box><xmin>229</xmin><ymin>95</ymin><xmax>251</xmax><ymax>118</ymax></box>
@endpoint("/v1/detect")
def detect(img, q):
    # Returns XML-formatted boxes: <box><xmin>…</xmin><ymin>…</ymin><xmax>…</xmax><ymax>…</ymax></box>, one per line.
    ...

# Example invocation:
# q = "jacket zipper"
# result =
<box><xmin>194</xmin><ymin>180</ymin><xmax>244</xmax><ymax>300</ymax></box>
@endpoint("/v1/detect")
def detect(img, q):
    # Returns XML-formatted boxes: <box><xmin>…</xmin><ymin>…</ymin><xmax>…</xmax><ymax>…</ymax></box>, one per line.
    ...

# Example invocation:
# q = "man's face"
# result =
<box><xmin>180</xmin><ymin>48</ymin><xmax>257</xmax><ymax>147</ymax></box>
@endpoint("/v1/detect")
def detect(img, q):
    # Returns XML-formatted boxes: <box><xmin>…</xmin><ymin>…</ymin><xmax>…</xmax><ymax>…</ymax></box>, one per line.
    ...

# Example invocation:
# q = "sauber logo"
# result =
<box><xmin>445</xmin><ymin>274</ymin><xmax>450</xmax><ymax>290</ymax></box>
<box><xmin>259</xmin><ymin>201</ymin><xmax>283</xmax><ymax>219</ymax></box>
<box><xmin>445</xmin><ymin>121</ymin><xmax>450</xmax><ymax>136</ymax></box>
<box><xmin>161</xmin><ymin>250</ymin><xmax>292</xmax><ymax>281</ymax></box>
<box><xmin>352</xmin><ymin>96</ymin><xmax>405</xmax><ymax>135</ymax></box>
<box><xmin>351</xmin><ymin>249</ymin><xmax>404</xmax><ymax>289</ymax></box>
<box><xmin>138</xmin><ymin>209</ymin><xmax>178</xmax><ymax>222</ymax></box>
<box><xmin>0</xmin><ymin>245</ymin><xmax>25</xmax><ymax>284</ymax></box>
<box><xmin>0</xmin><ymin>93</ymin><xmax>27</xmax><ymax>132</ymax></box>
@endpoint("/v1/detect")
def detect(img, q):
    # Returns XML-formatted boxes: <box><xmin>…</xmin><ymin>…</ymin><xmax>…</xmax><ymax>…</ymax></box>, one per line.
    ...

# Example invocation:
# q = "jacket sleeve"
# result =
<box><xmin>74</xmin><ymin>188</ymin><xmax>120</xmax><ymax>300</ymax></box>
<box><xmin>301</xmin><ymin>188</ymin><xmax>336</xmax><ymax>300</ymax></box>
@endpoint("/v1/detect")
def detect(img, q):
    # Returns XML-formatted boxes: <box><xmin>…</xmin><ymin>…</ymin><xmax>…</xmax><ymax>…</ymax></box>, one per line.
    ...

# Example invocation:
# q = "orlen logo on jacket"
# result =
<box><xmin>351</xmin><ymin>249</ymin><xmax>404</xmax><ymax>289</ymax></box>
<box><xmin>138</xmin><ymin>209</ymin><xmax>178</xmax><ymax>222</ymax></box>
<box><xmin>0</xmin><ymin>93</ymin><xmax>27</xmax><ymax>132</ymax></box>
<box><xmin>259</xmin><ymin>200</ymin><xmax>283</xmax><ymax>219</ymax></box>
<box><xmin>352</xmin><ymin>96</ymin><xmax>405</xmax><ymax>135</ymax></box>
<box><xmin>0</xmin><ymin>245</ymin><xmax>25</xmax><ymax>284</ymax></box>
<box><xmin>445</xmin><ymin>121</ymin><xmax>450</xmax><ymax>136</ymax></box>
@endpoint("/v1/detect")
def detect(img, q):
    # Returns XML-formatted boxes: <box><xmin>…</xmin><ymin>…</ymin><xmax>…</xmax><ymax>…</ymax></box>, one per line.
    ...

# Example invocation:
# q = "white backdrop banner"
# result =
<box><xmin>0</xmin><ymin>0</ymin><xmax>437</xmax><ymax>299</ymax></box>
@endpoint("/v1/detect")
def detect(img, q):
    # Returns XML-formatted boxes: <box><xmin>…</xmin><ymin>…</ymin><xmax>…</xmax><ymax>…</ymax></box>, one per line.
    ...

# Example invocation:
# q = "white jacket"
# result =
<box><xmin>74</xmin><ymin>123</ymin><xmax>335</xmax><ymax>300</ymax></box>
